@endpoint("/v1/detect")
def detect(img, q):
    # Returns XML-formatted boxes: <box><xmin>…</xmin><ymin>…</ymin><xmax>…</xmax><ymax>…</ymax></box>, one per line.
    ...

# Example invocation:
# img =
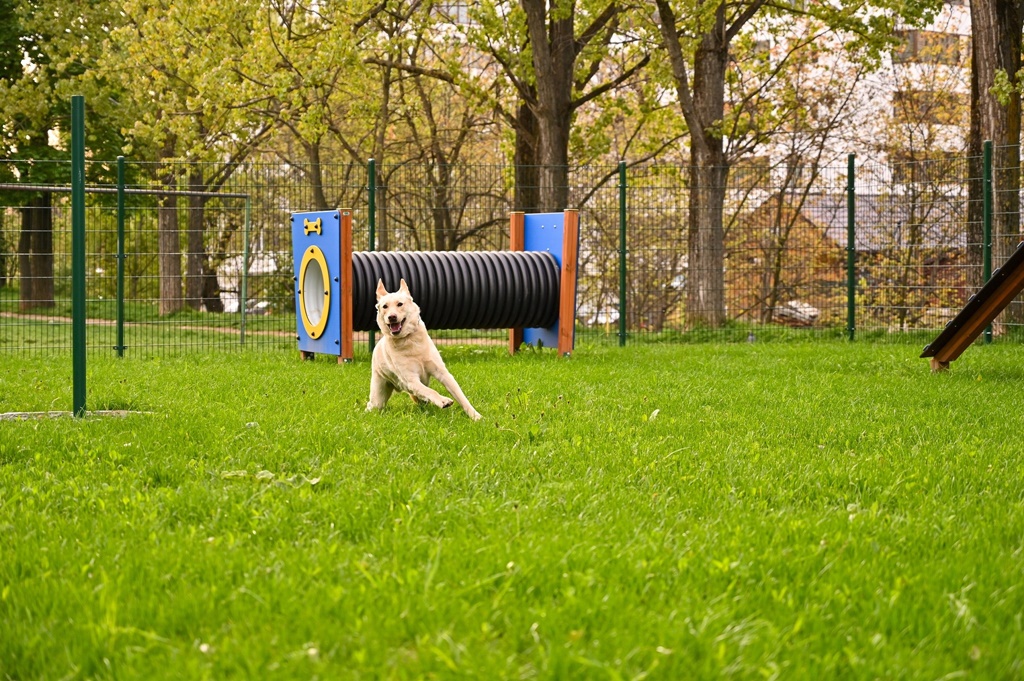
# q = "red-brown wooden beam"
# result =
<box><xmin>921</xmin><ymin>240</ymin><xmax>1024</xmax><ymax>371</ymax></box>
<box><xmin>340</xmin><ymin>210</ymin><xmax>354</xmax><ymax>363</ymax></box>
<box><xmin>558</xmin><ymin>209</ymin><xmax>580</xmax><ymax>357</ymax></box>
<box><xmin>508</xmin><ymin>211</ymin><xmax>525</xmax><ymax>355</ymax></box>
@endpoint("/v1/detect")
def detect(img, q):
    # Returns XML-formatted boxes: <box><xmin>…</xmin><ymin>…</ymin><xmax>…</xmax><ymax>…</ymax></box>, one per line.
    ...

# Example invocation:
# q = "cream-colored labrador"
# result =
<box><xmin>366</xmin><ymin>279</ymin><xmax>482</xmax><ymax>420</ymax></box>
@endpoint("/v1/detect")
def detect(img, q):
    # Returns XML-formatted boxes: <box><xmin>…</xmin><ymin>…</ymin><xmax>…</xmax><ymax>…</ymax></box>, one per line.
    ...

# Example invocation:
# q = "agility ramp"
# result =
<box><xmin>921</xmin><ymin>239</ymin><xmax>1024</xmax><ymax>371</ymax></box>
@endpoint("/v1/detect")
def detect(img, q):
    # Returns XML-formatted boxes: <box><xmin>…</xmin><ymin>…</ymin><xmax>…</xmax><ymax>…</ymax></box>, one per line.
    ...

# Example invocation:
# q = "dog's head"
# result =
<box><xmin>375</xmin><ymin>278</ymin><xmax>421</xmax><ymax>339</ymax></box>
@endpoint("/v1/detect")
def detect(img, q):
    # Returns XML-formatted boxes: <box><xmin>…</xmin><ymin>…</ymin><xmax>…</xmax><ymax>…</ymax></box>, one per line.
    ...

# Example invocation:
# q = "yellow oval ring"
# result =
<box><xmin>298</xmin><ymin>245</ymin><xmax>330</xmax><ymax>340</ymax></box>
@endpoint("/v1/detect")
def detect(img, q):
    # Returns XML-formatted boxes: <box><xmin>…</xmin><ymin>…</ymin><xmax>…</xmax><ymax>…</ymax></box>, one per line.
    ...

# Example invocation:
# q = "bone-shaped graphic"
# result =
<box><xmin>303</xmin><ymin>217</ymin><xmax>322</xmax><ymax>236</ymax></box>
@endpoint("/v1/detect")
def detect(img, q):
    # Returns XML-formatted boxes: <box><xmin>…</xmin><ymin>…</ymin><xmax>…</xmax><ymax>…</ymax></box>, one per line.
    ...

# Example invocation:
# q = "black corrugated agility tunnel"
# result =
<box><xmin>351</xmin><ymin>250</ymin><xmax>560</xmax><ymax>331</ymax></box>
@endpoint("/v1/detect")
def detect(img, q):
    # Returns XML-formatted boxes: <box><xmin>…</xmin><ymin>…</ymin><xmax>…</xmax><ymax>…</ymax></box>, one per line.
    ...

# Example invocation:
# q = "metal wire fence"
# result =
<box><xmin>1</xmin><ymin>150</ymin><xmax>1021</xmax><ymax>356</ymax></box>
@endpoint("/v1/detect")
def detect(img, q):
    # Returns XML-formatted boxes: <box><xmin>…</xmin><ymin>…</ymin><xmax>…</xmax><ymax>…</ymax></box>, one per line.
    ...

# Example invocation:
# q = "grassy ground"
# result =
<box><xmin>1</xmin><ymin>342</ymin><xmax>1023</xmax><ymax>679</ymax></box>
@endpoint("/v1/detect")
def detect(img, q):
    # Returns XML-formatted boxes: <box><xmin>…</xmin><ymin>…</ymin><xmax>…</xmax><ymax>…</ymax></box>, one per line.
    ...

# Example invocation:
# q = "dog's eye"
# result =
<box><xmin>397</xmin><ymin>302</ymin><xmax>403</xmax><ymax>307</ymax></box>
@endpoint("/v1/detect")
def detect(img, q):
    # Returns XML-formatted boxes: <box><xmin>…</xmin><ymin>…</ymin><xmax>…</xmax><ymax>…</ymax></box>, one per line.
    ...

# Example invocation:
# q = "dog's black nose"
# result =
<box><xmin>388</xmin><ymin>315</ymin><xmax>398</xmax><ymax>323</ymax></box>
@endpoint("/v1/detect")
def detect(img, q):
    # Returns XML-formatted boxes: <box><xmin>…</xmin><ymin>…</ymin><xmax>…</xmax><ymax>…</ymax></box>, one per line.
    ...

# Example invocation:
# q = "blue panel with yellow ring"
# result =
<box><xmin>292</xmin><ymin>210</ymin><xmax>342</xmax><ymax>354</ymax></box>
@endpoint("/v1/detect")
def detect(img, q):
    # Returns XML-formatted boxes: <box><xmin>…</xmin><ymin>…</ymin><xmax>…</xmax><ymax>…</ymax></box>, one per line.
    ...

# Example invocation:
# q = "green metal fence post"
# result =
<box><xmin>846</xmin><ymin>153</ymin><xmax>856</xmax><ymax>342</ymax></box>
<box><xmin>116</xmin><ymin>155</ymin><xmax>125</xmax><ymax>358</ymax></box>
<box><xmin>368</xmin><ymin>158</ymin><xmax>376</xmax><ymax>351</ymax></box>
<box><xmin>618</xmin><ymin>160</ymin><xmax>627</xmax><ymax>347</ymax></box>
<box><xmin>240</xmin><ymin>196</ymin><xmax>251</xmax><ymax>345</ymax></box>
<box><xmin>983</xmin><ymin>140</ymin><xmax>993</xmax><ymax>344</ymax></box>
<box><xmin>71</xmin><ymin>95</ymin><xmax>87</xmax><ymax>416</ymax></box>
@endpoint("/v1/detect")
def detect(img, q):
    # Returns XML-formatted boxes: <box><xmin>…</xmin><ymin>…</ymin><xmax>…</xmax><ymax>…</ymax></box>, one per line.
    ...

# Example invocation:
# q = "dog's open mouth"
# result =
<box><xmin>388</xmin><ymin>320</ymin><xmax>403</xmax><ymax>335</ymax></box>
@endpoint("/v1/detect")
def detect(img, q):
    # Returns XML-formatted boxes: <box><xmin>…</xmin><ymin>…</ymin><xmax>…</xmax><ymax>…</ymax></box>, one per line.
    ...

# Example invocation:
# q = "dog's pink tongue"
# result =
<box><xmin>390</xmin><ymin>322</ymin><xmax>402</xmax><ymax>334</ymax></box>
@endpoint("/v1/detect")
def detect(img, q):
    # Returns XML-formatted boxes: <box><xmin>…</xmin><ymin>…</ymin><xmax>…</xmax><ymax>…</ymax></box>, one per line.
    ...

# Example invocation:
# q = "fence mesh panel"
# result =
<box><xmin>1</xmin><ymin>153</ymin><xmax>1021</xmax><ymax>355</ymax></box>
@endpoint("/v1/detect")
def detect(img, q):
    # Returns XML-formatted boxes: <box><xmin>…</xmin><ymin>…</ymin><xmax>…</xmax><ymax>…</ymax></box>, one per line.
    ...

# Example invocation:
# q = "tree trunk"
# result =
<box><xmin>29</xmin><ymin>194</ymin><xmax>54</xmax><ymax>309</ymax></box>
<box><xmin>655</xmin><ymin>0</ymin><xmax>742</xmax><ymax>328</ymax></box>
<box><xmin>432</xmin><ymin>166</ymin><xmax>455</xmax><ymax>251</ymax></box>
<box><xmin>201</xmin><ymin>265</ymin><xmax>224</xmax><ymax>313</ymax></box>
<box><xmin>536</xmin><ymin>118</ymin><xmax>570</xmax><ymax>212</ymax></box>
<box><xmin>762</xmin><ymin>191</ymin><xmax>790</xmax><ymax>324</ymax></box>
<box><xmin>308</xmin><ymin>142</ymin><xmax>330</xmax><ymax>212</ymax></box>
<box><xmin>686</xmin><ymin>13</ymin><xmax>729</xmax><ymax>328</ymax></box>
<box><xmin>967</xmin><ymin>59</ymin><xmax>984</xmax><ymax>289</ymax></box>
<box><xmin>688</xmin><ymin>151</ymin><xmax>728</xmax><ymax>327</ymax></box>
<box><xmin>373</xmin><ymin>64</ymin><xmax>393</xmax><ymax>252</ymax></box>
<box><xmin>969</xmin><ymin>0</ymin><xmax>1024</xmax><ymax>325</ymax></box>
<box><xmin>18</xmin><ymin>193</ymin><xmax>55</xmax><ymax>311</ymax></box>
<box><xmin>0</xmin><ymin>212</ymin><xmax>9</xmax><ymax>288</ymax></box>
<box><xmin>522</xmin><ymin>0</ymin><xmax>574</xmax><ymax>211</ymax></box>
<box><xmin>185</xmin><ymin>166</ymin><xmax>207</xmax><ymax>311</ymax></box>
<box><xmin>17</xmin><ymin>211</ymin><xmax>31</xmax><ymax>311</ymax></box>
<box><xmin>158</xmin><ymin>171</ymin><xmax>183</xmax><ymax>316</ymax></box>
<box><xmin>375</xmin><ymin>166</ymin><xmax>389</xmax><ymax>251</ymax></box>
<box><xmin>513</xmin><ymin>101</ymin><xmax>540</xmax><ymax>212</ymax></box>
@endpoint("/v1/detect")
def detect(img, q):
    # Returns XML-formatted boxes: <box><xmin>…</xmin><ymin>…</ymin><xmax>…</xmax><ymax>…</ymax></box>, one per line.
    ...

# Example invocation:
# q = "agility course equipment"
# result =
<box><xmin>291</xmin><ymin>209</ymin><xmax>580</xmax><ymax>361</ymax></box>
<box><xmin>921</xmin><ymin>239</ymin><xmax>1024</xmax><ymax>371</ymax></box>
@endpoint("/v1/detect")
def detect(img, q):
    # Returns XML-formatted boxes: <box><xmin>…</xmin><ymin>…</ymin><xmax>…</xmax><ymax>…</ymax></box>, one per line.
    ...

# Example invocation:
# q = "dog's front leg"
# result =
<box><xmin>366</xmin><ymin>371</ymin><xmax>394</xmax><ymax>412</ymax></box>
<box><xmin>404</xmin><ymin>379</ymin><xmax>455</xmax><ymax>410</ymax></box>
<box><xmin>433</xmin><ymin>370</ymin><xmax>482</xmax><ymax>421</ymax></box>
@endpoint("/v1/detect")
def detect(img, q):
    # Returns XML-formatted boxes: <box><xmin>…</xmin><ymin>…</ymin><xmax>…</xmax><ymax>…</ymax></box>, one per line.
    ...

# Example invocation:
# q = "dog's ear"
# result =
<box><xmin>399</xmin><ymin>278</ymin><xmax>410</xmax><ymax>295</ymax></box>
<box><xmin>376</xmin><ymin>279</ymin><xmax>388</xmax><ymax>301</ymax></box>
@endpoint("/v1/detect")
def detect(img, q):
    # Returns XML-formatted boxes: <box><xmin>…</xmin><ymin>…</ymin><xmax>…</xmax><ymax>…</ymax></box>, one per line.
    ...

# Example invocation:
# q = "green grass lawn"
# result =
<box><xmin>1</xmin><ymin>342</ymin><xmax>1023</xmax><ymax>679</ymax></box>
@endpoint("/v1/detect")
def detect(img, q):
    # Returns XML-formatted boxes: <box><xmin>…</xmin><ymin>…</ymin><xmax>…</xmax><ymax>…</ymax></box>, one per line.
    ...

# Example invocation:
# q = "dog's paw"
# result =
<box><xmin>468</xmin><ymin>410</ymin><xmax>482</xmax><ymax>421</ymax></box>
<box><xmin>438</xmin><ymin>397</ymin><xmax>454</xmax><ymax>409</ymax></box>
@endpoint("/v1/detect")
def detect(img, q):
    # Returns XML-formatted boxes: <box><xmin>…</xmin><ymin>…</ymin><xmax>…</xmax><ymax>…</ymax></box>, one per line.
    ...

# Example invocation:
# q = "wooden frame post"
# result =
<box><xmin>509</xmin><ymin>211</ymin><xmax>525</xmax><ymax>355</ymax></box>
<box><xmin>340</xmin><ymin>210</ymin><xmax>353</xmax><ymax>363</ymax></box>
<box><xmin>558</xmin><ymin>209</ymin><xmax>579</xmax><ymax>357</ymax></box>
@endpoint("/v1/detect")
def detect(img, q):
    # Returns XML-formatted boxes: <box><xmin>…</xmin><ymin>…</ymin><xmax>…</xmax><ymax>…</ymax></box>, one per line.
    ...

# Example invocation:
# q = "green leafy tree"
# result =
<box><xmin>238</xmin><ymin>0</ymin><xmax>375</xmax><ymax>208</ymax></box>
<box><xmin>652</xmin><ymin>0</ymin><xmax>942</xmax><ymax>327</ymax></box>
<box><xmin>0</xmin><ymin>0</ymin><xmax>24</xmax><ymax>291</ymax></box>
<box><xmin>0</xmin><ymin>0</ymin><xmax>124</xmax><ymax>310</ymax></box>
<box><xmin>360</xmin><ymin>2</ymin><xmax>535</xmax><ymax>248</ymax></box>
<box><xmin>464</xmin><ymin>0</ymin><xmax>650</xmax><ymax>211</ymax></box>
<box><xmin>385</xmin><ymin>31</ymin><xmax>507</xmax><ymax>251</ymax></box>
<box><xmin>239</xmin><ymin>1</ymin><xmax>431</xmax><ymax>250</ymax></box>
<box><xmin>99</xmin><ymin>0</ymin><xmax>273</xmax><ymax>314</ymax></box>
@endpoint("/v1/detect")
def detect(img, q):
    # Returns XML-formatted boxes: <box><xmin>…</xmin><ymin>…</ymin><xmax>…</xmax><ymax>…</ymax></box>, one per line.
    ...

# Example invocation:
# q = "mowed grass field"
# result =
<box><xmin>1</xmin><ymin>342</ymin><xmax>1023</xmax><ymax>679</ymax></box>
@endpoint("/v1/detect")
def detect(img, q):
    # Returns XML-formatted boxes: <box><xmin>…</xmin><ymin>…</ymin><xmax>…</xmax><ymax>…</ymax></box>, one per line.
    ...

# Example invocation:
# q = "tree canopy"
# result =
<box><xmin>0</xmin><ymin>0</ymin><xmax>955</xmax><ymax>190</ymax></box>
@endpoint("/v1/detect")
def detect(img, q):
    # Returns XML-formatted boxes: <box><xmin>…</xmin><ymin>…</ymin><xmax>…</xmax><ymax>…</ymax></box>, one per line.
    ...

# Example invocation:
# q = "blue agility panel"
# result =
<box><xmin>292</xmin><ymin>210</ymin><xmax>342</xmax><ymax>355</ymax></box>
<box><xmin>522</xmin><ymin>212</ymin><xmax>578</xmax><ymax>350</ymax></box>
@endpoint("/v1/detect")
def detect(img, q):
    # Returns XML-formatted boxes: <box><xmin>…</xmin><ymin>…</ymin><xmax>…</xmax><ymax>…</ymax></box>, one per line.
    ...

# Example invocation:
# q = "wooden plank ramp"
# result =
<box><xmin>921</xmin><ymin>239</ymin><xmax>1024</xmax><ymax>371</ymax></box>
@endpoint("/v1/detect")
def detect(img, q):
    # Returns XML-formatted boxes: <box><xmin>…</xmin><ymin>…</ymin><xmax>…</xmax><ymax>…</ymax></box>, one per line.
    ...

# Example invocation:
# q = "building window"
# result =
<box><xmin>890</xmin><ymin>151</ymin><xmax>960</xmax><ymax>184</ymax></box>
<box><xmin>729</xmin><ymin>38</ymin><xmax>771</xmax><ymax>63</ymax></box>
<box><xmin>435</xmin><ymin>1</ymin><xmax>471</xmax><ymax>24</ymax></box>
<box><xmin>731</xmin><ymin>156</ymin><xmax>771</xmax><ymax>187</ymax></box>
<box><xmin>893</xmin><ymin>89</ymin><xmax>967</xmax><ymax>126</ymax></box>
<box><xmin>893</xmin><ymin>30</ymin><xmax>961</xmax><ymax>65</ymax></box>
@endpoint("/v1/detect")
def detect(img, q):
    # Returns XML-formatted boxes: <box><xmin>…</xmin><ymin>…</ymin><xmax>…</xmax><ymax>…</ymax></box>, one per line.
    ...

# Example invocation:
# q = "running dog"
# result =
<box><xmin>366</xmin><ymin>279</ymin><xmax>482</xmax><ymax>421</ymax></box>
